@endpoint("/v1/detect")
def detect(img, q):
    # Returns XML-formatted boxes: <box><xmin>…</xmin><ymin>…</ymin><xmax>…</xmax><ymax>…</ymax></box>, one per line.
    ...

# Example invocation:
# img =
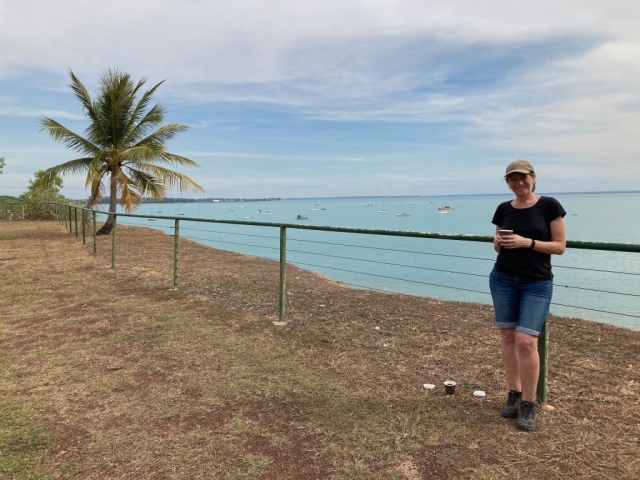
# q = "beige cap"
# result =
<box><xmin>505</xmin><ymin>159</ymin><xmax>535</xmax><ymax>177</ymax></box>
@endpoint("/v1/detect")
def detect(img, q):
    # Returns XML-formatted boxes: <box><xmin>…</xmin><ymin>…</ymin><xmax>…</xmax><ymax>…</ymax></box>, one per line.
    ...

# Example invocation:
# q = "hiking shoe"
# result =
<box><xmin>516</xmin><ymin>401</ymin><xmax>536</xmax><ymax>431</ymax></box>
<box><xmin>500</xmin><ymin>390</ymin><xmax>522</xmax><ymax>418</ymax></box>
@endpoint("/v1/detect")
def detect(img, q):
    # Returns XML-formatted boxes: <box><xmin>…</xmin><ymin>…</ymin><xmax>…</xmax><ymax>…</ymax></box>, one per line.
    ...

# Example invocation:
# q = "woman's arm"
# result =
<box><xmin>497</xmin><ymin>217</ymin><xmax>566</xmax><ymax>255</ymax></box>
<box><xmin>536</xmin><ymin>216</ymin><xmax>566</xmax><ymax>255</ymax></box>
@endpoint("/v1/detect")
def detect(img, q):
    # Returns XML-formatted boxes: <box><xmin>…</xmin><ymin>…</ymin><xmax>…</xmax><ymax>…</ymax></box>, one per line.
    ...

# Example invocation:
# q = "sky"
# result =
<box><xmin>0</xmin><ymin>0</ymin><xmax>639</xmax><ymax>200</ymax></box>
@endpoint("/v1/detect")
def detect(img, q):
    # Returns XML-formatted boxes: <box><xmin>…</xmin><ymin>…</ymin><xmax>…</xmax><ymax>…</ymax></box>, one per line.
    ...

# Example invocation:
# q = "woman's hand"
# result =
<box><xmin>495</xmin><ymin>233</ymin><xmax>530</xmax><ymax>249</ymax></box>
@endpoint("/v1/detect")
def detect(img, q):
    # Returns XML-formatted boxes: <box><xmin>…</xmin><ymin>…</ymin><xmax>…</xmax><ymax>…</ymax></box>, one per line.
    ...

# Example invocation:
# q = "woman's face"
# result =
<box><xmin>506</xmin><ymin>172</ymin><xmax>535</xmax><ymax>195</ymax></box>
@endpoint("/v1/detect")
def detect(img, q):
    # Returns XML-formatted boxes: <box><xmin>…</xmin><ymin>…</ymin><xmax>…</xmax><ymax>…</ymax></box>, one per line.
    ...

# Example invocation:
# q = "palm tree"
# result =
<box><xmin>39</xmin><ymin>68</ymin><xmax>203</xmax><ymax>234</ymax></box>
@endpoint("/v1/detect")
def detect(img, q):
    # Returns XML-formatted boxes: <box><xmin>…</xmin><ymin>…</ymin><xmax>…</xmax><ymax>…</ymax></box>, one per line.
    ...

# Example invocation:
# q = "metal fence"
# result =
<box><xmin>0</xmin><ymin>201</ymin><xmax>60</xmax><ymax>221</ymax></box>
<box><xmin>8</xmin><ymin>202</ymin><xmax>640</xmax><ymax>404</ymax></box>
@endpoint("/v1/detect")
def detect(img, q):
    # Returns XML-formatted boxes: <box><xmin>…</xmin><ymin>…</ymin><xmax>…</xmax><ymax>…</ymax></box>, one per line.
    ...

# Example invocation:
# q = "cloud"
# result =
<box><xmin>0</xmin><ymin>106</ymin><xmax>83</xmax><ymax>120</ymax></box>
<box><xmin>182</xmin><ymin>150</ymin><xmax>368</xmax><ymax>163</ymax></box>
<box><xmin>1</xmin><ymin>1</ymin><xmax>639</xmax><ymax>198</ymax></box>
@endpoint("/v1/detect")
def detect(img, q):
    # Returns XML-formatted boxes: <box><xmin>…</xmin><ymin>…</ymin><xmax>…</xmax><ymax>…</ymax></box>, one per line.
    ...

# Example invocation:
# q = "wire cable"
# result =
<box><xmin>181</xmin><ymin>235</ymin><xmax>279</xmax><ymax>251</ymax></box>
<box><xmin>287</xmin><ymin>247</ymin><xmax>488</xmax><ymax>278</ymax></box>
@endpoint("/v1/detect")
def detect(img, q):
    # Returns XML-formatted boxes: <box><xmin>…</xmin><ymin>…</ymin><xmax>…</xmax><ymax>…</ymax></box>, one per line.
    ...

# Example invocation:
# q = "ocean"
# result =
<box><xmin>113</xmin><ymin>192</ymin><xmax>640</xmax><ymax>330</ymax></box>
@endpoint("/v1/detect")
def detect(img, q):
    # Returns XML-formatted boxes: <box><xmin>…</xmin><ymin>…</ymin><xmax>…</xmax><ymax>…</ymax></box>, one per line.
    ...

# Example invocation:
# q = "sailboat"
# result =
<box><xmin>396</xmin><ymin>200</ymin><xmax>409</xmax><ymax>217</ymax></box>
<box><xmin>438</xmin><ymin>199</ymin><xmax>453</xmax><ymax>213</ymax></box>
<box><xmin>257</xmin><ymin>203</ymin><xmax>271</xmax><ymax>215</ymax></box>
<box><xmin>378</xmin><ymin>201</ymin><xmax>387</xmax><ymax>213</ymax></box>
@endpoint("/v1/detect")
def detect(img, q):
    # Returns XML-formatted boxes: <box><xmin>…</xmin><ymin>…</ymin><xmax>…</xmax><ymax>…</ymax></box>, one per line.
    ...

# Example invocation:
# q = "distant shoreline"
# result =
<box><xmin>91</xmin><ymin>190</ymin><xmax>637</xmax><ymax>204</ymax></box>
<box><xmin>94</xmin><ymin>197</ymin><xmax>285</xmax><ymax>204</ymax></box>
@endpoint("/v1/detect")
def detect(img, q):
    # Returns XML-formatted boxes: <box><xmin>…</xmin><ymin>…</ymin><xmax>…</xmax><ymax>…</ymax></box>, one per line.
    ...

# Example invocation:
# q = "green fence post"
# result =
<box><xmin>93</xmin><ymin>211</ymin><xmax>97</xmax><ymax>255</ymax></box>
<box><xmin>111</xmin><ymin>215</ymin><xmax>117</xmax><ymax>269</ymax></box>
<box><xmin>536</xmin><ymin>314</ymin><xmax>549</xmax><ymax>405</ymax></box>
<box><xmin>81</xmin><ymin>209</ymin><xmax>86</xmax><ymax>245</ymax></box>
<box><xmin>74</xmin><ymin>207</ymin><xmax>78</xmax><ymax>238</ymax></box>
<box><xmin>279</xmin><ymin>226</ymin><xmax>287</xmax><ymax>320</ymax></box>
<box><xmin>68</xmin><ymin>206</ymin><xmax>72</xmax><ymax>234</ymax></box>
<box><xmin>173</xmin><ymin>218</ymin><xmax>179</xmax><ymax>288</ymax></box>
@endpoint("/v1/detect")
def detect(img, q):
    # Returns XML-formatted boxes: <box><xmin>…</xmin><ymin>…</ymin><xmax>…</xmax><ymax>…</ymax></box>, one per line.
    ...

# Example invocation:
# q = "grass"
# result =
<box><xmin>1</xmin><ymin>220</ymin><xmax>639</xmax><ymax>479</ymax></box>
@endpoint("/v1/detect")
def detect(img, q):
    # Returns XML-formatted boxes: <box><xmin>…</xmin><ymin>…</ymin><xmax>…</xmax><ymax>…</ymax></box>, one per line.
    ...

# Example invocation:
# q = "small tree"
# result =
<box><xmin>19</xmin><ymin>170</ymin><xmax>66</xmax><ymax>219</ymax></box>
<box><xmin>0</xmin><ymin>156</ymin><xmax>5</xmax><ymax>175</ymax></box>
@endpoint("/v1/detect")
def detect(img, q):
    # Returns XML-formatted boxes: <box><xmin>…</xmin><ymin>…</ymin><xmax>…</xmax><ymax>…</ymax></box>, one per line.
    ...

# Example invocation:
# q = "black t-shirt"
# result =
<box><xmin>492</xmin><ymin>196</ymin><xmax>566</xmax><ymax>280</ymax></box>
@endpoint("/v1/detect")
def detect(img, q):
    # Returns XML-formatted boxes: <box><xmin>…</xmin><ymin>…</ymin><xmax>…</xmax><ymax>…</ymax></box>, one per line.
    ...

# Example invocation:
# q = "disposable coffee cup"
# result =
<box><xmin>444</xmin><ymin>380</ymin><xmax>456</xmax><ymax>395</ymax></box>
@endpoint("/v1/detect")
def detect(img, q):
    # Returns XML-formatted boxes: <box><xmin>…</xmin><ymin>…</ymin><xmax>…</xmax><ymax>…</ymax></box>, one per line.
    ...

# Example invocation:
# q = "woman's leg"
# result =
<box><xmin>516</xmin><ymin>332</ymin><xmax>539</xmax><ymax>402</ymax></box>
<box><xmin>500</xmin><ymin>328</ymin><xmax>520</xmax><ymax>391</ymax></box>
<box><xmin>515</xmin><ymin>278</ymin><xmax>552</xmax><ymax>403</ymax></box>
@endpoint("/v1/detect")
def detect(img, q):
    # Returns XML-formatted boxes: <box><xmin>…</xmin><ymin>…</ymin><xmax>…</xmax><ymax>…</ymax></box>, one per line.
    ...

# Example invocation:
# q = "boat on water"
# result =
<box><xmin>438</xmin><ymin>199</ymin><xmax>453</xmax><ymax>212</ymax></box>
<box><xmin>396</xmin><ymin>200</ymin><xmax>410</xmax><ymax>217</ymax></box>
<box><xmin>256</xmin><ymin>209</ymin><xmax>271</xmax><ymax>215</ymax></box>
<box><xmin>148</xmin><ymin>218</ymin><xmax>157</xmax><ymax>221</ymax></box>
<box><xmin>242</xmin><ymin>216</ymin><xmax>252</xmax><ymax>219</ymax></box>
<box><xmin>364</xmin><ymin>202</ymin><xmax>376</xmax><ymax>207</ymax></box>
<box><xmin>378</xmin><ymin>201</ymin><xmax>387</xmax><ymax>213</ymax></box>
<box><xmin>296</xmin><ymin>214</ymin><xmax>309</xmax><ymax>220</ymax></box>
<box><xmin>409</xmin><ymin>205</ymin><xmax>417</xmax><ymax>208</ymax></box>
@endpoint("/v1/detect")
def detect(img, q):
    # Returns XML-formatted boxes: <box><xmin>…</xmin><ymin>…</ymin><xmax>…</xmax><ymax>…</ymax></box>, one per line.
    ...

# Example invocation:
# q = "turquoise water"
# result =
<box><xmin>113</xmin><ymin>192</ymin><xmax>640</xmax><ymax>330</ymax></box>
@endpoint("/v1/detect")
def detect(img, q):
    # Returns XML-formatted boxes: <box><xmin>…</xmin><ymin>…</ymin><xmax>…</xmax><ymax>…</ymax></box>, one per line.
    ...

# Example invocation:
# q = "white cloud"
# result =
<box><xmin>1</xmin><ymin>1</ymin><xmax>639</xmax><ymax>197</ymax></box>
<box><xmin>182</xmin><ymin>150</ymin><xmax>368</xmax><ymax>163</ymax></box>
<box><xmin>0</xmin><ymin>106</ymin><xmax>83</xmax><ymax>120</ymax></box>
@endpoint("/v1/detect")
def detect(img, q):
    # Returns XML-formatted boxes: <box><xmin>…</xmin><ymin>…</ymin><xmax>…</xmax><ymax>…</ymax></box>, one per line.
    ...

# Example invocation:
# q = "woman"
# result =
<box><xmin>490</xmin><ymin>159</ymin><xmax>566</xmax><ymax>432</ymax></box>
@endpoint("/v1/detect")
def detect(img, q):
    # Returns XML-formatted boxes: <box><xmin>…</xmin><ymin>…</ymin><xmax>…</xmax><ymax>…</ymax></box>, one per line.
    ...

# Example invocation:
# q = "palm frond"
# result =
<box><xmin>125</xmin><ymin>103</ymin><xmax>167</xmax><ymax>145</ymax></box>
<box><xmin>39</xmin><ymin>118</ymin><xmax>100</xmax><ymax>155</ymax></box>
<box><xmin>121</xmin><ymin>150</ymin><xmax>200</xmax><ymax>169</ymax></box>
<box><xmin>126</xmin><ymin>163</ymin><xmax>204</xmax><ymax>193</ymax></box>
<box><xmin>127</xmin><ymin>168</ymin><xmax>166</xmax><ymax>200</ymax></box>
<box><xmin>113</xmin><ymin>169</ymin><xmax>142</xmax><ymax>213</ymax></box>
<box><xmin>123</xmin><ymin>81</ymin><xmax>166</xmax><ymax>141</ymax></box>
<box><xmin>134</xmin><ymin>123</ymin><xmax>189</xmax><ymax>147</ymax></box>
<box><xmin>156</xmin><ymin>153</ymin><xmax>201</xmax><ymax>169</ymax></box>
<box><xmin>44</xmin><ymin>157</ymin><xmax>95</xmax><ymax>181</ymax></box>
<box><xmin>68</xmin><ymin>70</ymin><xmax>100</xmax><ymax>125</ymax></box>
<box><xmin>86</xmin><ymin>170</ymin><xmax>108</xmax><ymax>208</ymax></box>
<box><xmin>119</xmin><ymin>145</ymin><xmax>165</xmax><ymax>163</ymax></box>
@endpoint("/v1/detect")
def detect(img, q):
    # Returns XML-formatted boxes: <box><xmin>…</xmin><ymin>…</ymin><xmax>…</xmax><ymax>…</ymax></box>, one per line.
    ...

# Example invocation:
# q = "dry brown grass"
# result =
<box><xmin>1</xmin><ymin>221</ymin><xmax>639</xmax><ymax>479</ymax></box>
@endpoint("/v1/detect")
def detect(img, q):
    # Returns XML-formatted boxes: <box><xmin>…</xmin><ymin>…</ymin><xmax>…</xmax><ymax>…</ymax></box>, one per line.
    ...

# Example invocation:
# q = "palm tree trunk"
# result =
<box><xmin>96</xmin><ymin>174</ymin><xmax>118</xmax><ymax>235</ymax></box>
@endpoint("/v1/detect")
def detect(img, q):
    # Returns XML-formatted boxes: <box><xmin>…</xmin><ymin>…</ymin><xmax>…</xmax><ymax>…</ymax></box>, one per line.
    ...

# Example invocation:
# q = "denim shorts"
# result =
<box><xmin>489</xmin><ymin>268</ymin><xmax>553</xmax><ymax>337</ymax></box>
